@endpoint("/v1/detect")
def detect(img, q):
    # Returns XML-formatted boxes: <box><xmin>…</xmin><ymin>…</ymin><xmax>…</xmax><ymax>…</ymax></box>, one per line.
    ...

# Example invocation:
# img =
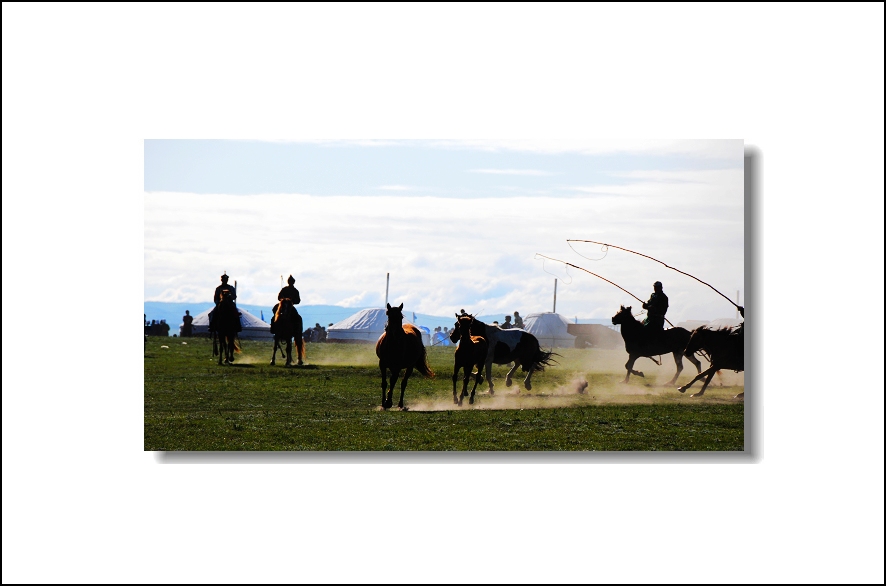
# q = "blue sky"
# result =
<box><xmin>144</xmin><ymin>139</ymin><xmax>744</xmax><ymax>324</ymax></box>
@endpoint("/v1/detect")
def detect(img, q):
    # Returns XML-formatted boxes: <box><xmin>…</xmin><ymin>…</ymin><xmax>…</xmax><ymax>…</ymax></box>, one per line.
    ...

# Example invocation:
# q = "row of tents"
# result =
<box><xmin>182</xmin><ymin>307</ymin><xmax>612</xmax><ymax>348</ymax></box>
<box><xmin>182</xmin><ymin>306</ymin><xmax>741</xmax><ymax>349</ymax></box>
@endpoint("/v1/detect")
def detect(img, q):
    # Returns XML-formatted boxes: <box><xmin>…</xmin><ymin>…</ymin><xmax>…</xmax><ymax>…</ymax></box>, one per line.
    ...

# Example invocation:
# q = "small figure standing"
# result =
<box><xmin>642</xmin><ymin>281</ymin><xmax>669</xmax><ymax>340</ymax></box>
<box><xmin>513</xmin><ymin>311</ymin><xmax>524</xmax><ymax>329</ymax></box>
<box><xmin>501</xmin><ymin>315</ymin><xmax>513</xmax><ymax>329</ymax></box>
<box><xmin>181</xmin><ymin>310</ymin><xmax>194</xmax><ymax>337</ymax></box>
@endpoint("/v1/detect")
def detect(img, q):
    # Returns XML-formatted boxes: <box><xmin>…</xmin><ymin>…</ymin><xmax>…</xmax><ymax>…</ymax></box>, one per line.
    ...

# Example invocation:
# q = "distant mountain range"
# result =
<box><xmin>144</xmin><ymin>301</ymin><xmax>614</xmax><ymax>337</ymax></box>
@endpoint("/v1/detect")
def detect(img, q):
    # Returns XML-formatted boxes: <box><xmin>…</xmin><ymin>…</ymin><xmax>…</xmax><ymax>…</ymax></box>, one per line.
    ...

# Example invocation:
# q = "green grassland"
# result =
<box><xmin>144</xmin><ymin>337</ymin><xmax>744</xmax><ymax>451</ymax></box>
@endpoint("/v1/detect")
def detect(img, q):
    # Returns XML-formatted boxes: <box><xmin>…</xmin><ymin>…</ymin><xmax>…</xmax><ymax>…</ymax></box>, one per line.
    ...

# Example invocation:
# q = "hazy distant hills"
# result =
<box><xmin>144</xmin><ymin>301</ymin><xmax>613</xmax><ymax>336</ymax></box>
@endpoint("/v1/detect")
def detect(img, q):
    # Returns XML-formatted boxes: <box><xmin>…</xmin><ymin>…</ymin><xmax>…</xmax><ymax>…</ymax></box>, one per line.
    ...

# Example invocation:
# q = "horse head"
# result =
<box><xmin>611</xmin><ymin>305</ymin><xmax>634</xmax><ymax>325</ymax></box>
<box><xmin>385</xmin><ymin>302</ymin><xmax>405</xmax><ymax>330</ymax></box>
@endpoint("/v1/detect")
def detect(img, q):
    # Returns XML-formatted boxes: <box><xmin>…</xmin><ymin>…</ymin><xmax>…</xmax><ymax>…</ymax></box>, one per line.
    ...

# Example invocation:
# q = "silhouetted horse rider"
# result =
<box><xmin>271</xmin><ymin>275</ymin><xmax>301</xmax><ymax>334</ymax></box>
<box><xmin>209</xmin><ymin>273</ymin><xmax>240</xmax><ymax>332</ymax></box>
<box><xmin>642</xmin><ymin>281</ymin><xmax>669</xmax><ymax>343</ymax></box>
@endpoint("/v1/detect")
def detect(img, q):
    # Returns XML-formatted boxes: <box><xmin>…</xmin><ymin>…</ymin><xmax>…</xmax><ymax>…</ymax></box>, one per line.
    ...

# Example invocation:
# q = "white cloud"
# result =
<box><xmin>145</xmin><ymin>187</ymin><xmax>743</xmax><ymax>323</ymax></box>
<box><xmin>377</xmin><ymin>185</ymin><xmax>414</xmax><ymax>191</ymax></box>
<box><xmin>469</xmin><ymin>169</ymin><xmax>554</xmax><ymax>176</ymax></box>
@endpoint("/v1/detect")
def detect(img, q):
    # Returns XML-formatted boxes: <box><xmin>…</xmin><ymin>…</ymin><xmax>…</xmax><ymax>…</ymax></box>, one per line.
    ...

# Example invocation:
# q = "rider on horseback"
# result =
<box><xmin>271</xmin><ymin>275</ymin><xmax>300</xmax><ymax>334</ymax></box>
<box><xmin>642</xmin><ymin>281</ymin><xmax>669</xmax><ymax>344</ymax></box>
<box><xmin>209</xmin><ymin>273</ymin><xmax>240</xmax><ymax>332</ymax></box>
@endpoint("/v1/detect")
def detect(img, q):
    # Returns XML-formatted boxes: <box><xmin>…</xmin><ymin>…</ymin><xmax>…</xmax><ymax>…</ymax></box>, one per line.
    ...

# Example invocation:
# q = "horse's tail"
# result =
<box><xmin>295</xmin><ymin>337</ymin><xmax>305</xmax><ymax>361</ymax></box>
<box><xmin>416</xmin><ymin>344</ymin><xmax>434</xmax><ymax>378</ymax></box>
<box><xmin>212</xmin><ymin>331</ymin><xmax>219</xmax><ymax>356</ymax></box>
<box><xmin>531</xmin><ymin>347</ymin><xmax>560</xmax><ymax>372</ymax></box>
<box><xmin>234</xmin><ymin>336</ymin><xmax>242</xmax><ymax>354</ymax></box>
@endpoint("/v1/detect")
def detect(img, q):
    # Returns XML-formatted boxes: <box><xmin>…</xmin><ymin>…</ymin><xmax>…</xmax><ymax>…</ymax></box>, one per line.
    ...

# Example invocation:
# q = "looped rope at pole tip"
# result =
<box><xmin>567</xmin><ymin>240</ymin><xmax>609</xmax><ymax>261</ymax></box>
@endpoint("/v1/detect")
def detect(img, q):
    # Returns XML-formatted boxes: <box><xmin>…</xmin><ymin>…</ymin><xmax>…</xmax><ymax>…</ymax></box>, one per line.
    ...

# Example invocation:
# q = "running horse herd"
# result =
<box><xmin>204</xmin><ymin>300</ymin><xmax>745</xmax><ymax>411</ymax></box>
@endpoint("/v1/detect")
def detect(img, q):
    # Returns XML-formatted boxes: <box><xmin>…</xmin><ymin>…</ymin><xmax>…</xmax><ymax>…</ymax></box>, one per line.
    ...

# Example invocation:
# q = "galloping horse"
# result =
<box><xmin>458</xmin><ymin>316</ymin><xmax>557</xmax><ymax>394</ymax></box>
<box><xmin>678</xmin><ymin>324</ymin><xmax>744</xmax><ymax>398</ymax></box>
<box><xmin>213</xmin><ymin>290</ymin><xmax>241</xmax><ymax>365</ymax></box>
<box><xmin>611</xmin><ymin>305</ymin><xmax>702</xmax><ymax>385</ymax></box>
<box><xmin>450</xmin><ymin>314</ymin><xmax>488</xmax><ymax>406</ymax></box>
<box><xmin>270</xmin><ymin>298</ymin><xmax>305</xmax><ymax>367</ymax></box>
<box><xmin>375</xmin><ymin>303</ymin><xmax>434</xmax><ymax>410</ymax></box>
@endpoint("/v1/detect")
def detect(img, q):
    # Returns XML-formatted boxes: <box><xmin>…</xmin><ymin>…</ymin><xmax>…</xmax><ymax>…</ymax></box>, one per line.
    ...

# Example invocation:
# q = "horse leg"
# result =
<box><xmin>218</xmin><ymin>339</ymin><xmax>224</xmax><ymax>365</ymax></box>
<box><xmin>522</xmin><ymin>362</ymin><xmax>536</xmax><ymax>391</ymax></box>
<box><xmin>623</xmin><ymin>355</ymin><xmax>643</xmax><ymax>383</ymax></box>
<box><xmin>285</xmin><ymin>338</ymin><xmax>293</xmax><ymax>367</ymax></box>
<box><xmin>398</xmin><ymin>366</ymin><xmax>413</xmax><ymax>410</ymax></box>
<box><xmin>691</xmin><ymin>369</ymin><xmax>718</xmax><ymax>397</ymax></box>
<box><xmin>379</xmin><ymin>365</ymin><xmax>392</xmax><ymax>409</ymax></box>
<box><xmin>452</xmin><ymin>364</ymin><xmax>461</xmax><ymax>405</ymax></box>
<box><xmin>461</xmin><ymin>368</ymin><xmax>473</xmax><ymax>406</ymax></box>
<box><xmin>505</xmin><ymin>360</ymin><xmax>520</xmax><ymax>388</ymax></box>
<box><xmin>270</xmin><ymin>338</ymin><xmax>278</xmax><ymax>365</ymax></box>
<box><xmin>679</xmin><ymin>365</ymin><xmax>716</xmax><ymax>393</ymax></box>
<box><xmin>387</xmin><ymin>368</ymin><xmax>401</xmax><ymax>410</ymax></box>
<box><xmin>665</xmin><ymin>351</ymin><xmax>683</xmax><ymax>386</ymax></box>
<box><xmin>686</xmin><ymin>352</ymin><xmax>703</xmax><ymax>374</ymax></box>
<box><xmin>485</xmin><ymin>359</ymin><xmax>495</xmax><ymax>395</ymax></box>
<box><xmin>469</xmin><ymin>366</ymin><xmax>482</xmax><ymax>404</ymax></box>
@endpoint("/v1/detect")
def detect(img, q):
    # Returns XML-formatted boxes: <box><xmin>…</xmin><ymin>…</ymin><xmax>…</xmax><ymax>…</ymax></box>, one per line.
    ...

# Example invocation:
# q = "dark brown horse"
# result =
<box><xmin>375</xmin><ymin>303</ymin><xmax>434</xmax><ymax>410</ymax></box>
<box><xmin>457</xmin><ymin>316</ymin><xmax>557</xmax><ymax>394</ymax></box>
<box><xmin>270</xmin><ymin>298</ymin><xmax>305</xmax><ymax>367</ymax></box>
<box><xmin>678</xmin><ymin>323</ymin><xmax>744</xmax><ymax>398</ymax></box>
<box><xmin>213</xmin><ymin>290</ymin><xmax>241</xmax><ymax>365</ymax></box>
<box><xmin>611</xmin><ymin>305</ymin><xmax>702</xmax><ymax>386</ymax></box>
<box><xmin>450</xmin><ymin>314</ymin><xmax>488</xmax><ymax>406</ymax></box>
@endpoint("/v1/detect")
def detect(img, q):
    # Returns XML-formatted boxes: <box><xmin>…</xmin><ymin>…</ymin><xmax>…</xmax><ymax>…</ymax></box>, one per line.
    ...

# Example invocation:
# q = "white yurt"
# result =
<box><xmin>327</xmin><ymin>308</ymin><xmax>431</xmax><ymax>345</ymax></box>
<box><xmin>187</xmin><ymin>306</ymin><xmax>273</xmax><ymax>340</ymax></box>
<box><xmin>522</xmin><ymin>312</ymin><xmax>576</xmax><ymax>348</ymax></box>
<box><xmin>707</xmin><ymin>317</ymin><xmax>743</xmax><ymax>330</ymax></box>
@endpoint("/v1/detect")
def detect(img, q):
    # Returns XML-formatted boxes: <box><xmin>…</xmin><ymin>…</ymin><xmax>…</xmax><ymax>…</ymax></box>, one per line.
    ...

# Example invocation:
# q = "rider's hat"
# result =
<box><xmin>287</xmin><ymin>275</ymin><xmax>295</xmax><ymax>284</ymax></box>
<box><xmin>221</xmin><ymin>273</ymin><xmax>229</xmax><ymax>281</ymax></box>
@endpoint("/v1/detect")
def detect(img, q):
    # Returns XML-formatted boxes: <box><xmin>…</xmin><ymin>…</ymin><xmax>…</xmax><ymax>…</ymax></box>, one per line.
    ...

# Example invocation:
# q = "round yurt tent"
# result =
<box><xmin>327</xmin><ymin>308</ymin><xmax>431</xmax><ymax>345</ymax></box>
<box><xmin>188</xmin><ymin>306</ymin><xmax>272</xmax><ymax>340</ymax></box>
<box><xmin>522</xmin><ymin>312</ymin><xmax>576</xmax><ymax>348</ymax></box>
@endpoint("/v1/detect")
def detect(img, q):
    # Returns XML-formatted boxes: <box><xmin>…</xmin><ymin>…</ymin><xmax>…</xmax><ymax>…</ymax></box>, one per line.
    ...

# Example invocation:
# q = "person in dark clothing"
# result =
<box><xmin>271</xmin><ymin>275</ymin><xmax>301</xmax><ymax>334</ymax></box>
<box><xmin>210</xmin><ymin>273</ymin><xmax>239</xmax><ymax>332</ymax></box>
<box><xmin>501</xmin><ymin>315</ymin><xmax>513</xmax><ymax>329</ymax></box>
<box><xmin>181</xmin><ymin>310</ymin><xmax>194</xmax><ymax>337</ymax></box>
<box><xmin>642</xmin><ymin>281</ymin><xmax>669</xmax><ymax>341</ymax></box>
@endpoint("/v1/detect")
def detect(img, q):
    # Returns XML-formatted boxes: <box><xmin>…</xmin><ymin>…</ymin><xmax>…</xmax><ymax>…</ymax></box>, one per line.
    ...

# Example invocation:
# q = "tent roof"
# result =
<box><xmin>522</xmin><ymin>312</ymin><xmax>576</xmax><ymax>348</ymax></box>
<box><xmin>328</xmin><ymin>308</ymin><xmax>388</xmax><ymax>332</ymax></box>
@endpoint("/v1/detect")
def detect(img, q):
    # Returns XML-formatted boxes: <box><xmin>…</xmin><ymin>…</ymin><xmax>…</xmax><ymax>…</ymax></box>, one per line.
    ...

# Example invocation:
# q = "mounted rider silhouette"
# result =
<box><xmin>209</xmin><ymin>273</ymin><xmax>240</xmax><ymax>333</ymax></box>
<box><xmin>642</xmin><ymin>281</ymin><xmax>669</xmax><ymax>345</ymax></box>
<box><xmin>271</xmin><ymin>275</ymin><xmax>301</xmax><ymax>334</ymax></box>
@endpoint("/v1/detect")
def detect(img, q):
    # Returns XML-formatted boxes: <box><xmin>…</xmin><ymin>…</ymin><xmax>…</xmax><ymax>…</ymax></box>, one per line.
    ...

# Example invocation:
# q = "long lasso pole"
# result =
<box><xmin>567</xmin><ymin>239</ymin><xmax>742</xmax><ymax>311</ymax></box>
<box><xmin>535</xmin><ymin>253</ymin><xmax>674</xmax><ymax>327</ymax></box>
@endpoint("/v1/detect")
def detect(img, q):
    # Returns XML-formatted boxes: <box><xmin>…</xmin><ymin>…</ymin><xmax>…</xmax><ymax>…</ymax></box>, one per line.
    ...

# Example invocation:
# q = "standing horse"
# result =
<box><xmin>270</xmin><ymin>298</ymin><xmax>305</xmax><ymax>367</ymax></box>
<box><xmin>212</xmin><ymin>290</ymin><xmax>241</xmax><ymax>365</ymax></box>
<box><xmin>678</xmin><ymin>324</ymin><xmax>744</xmax><ymax>398</ymax></box>
<box><xmin>611</xmin><ymin>305</ymin><xmax>702</xmax><ymax>386</ymax></box>
<box><xmin>462</xmin><ymin>316</ymin><xmax>557</xmax><ymax>394</ymax></box>
<box><xmin>450</xmin><ymin>314</ymin><xmax>488</xmax><ymax>406</ymax></box>
<box><xmin>375</xmin><ymin>303</ymin><xmax>434</xmax><ymax>410</ymax></box>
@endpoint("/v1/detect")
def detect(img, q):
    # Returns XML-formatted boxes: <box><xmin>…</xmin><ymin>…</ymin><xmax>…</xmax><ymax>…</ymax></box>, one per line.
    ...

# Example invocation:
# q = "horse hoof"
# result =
<box><xmin>525</xmin><ymin>383</ymin><xmax>532</xmax><ymax>391</ymax></box>
<box><xmin>677</xmin><ymin>386</ymin><xmax>686</xmax><ymax>393</ymax></box>
<box><xmin>505</xmin><ymin>379</ymin><xmax>513</xmax><ymax>387</ymax></box>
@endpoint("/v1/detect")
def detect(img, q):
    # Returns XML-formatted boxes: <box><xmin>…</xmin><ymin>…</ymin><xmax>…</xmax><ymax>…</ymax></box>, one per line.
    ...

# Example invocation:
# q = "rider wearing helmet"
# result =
<box><xmin>642</xmin><ymin>281</ymin><xmax>669</xmax><ymax>341</ymax></box>
<box><xmin>271</xmin><ymin>275</ymin><xmax>301</xmax><ymax>333</ymax></box>
<box><xmin>210</xmin><ymin>273</ymin><xmax>238</xmax><ymax>332</ymax></box>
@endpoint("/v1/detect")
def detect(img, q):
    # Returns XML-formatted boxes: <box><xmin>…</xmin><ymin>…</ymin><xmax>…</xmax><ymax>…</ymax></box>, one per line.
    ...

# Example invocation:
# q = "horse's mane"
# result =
<box><xmin>275</xmin><ymin>298</ymin><xmax>292</xmax><ymax>322</ymax></box>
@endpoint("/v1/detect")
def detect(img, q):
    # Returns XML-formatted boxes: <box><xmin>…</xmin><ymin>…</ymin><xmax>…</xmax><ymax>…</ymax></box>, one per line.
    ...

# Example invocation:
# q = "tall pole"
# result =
<box><xmin>385</xmin><ymin>273</ymin><xmax>390</xmax><ymax>306</ymax></box>
<box><xmin>736</xmin><ymin>290</ymin><xmax>740</xmax><ymax>319</ymax></box>
<box><xmin>553</xmin><ymin>278</ymin><xmax>558</xmax><ymax>313</ymax></box>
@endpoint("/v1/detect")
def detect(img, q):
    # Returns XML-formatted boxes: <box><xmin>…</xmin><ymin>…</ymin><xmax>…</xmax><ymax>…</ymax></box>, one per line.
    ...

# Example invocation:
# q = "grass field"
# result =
<box><xmin>144</xmin><ymin>337</ymin><xmax>744</xmax><ymax>451</ymax></box>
